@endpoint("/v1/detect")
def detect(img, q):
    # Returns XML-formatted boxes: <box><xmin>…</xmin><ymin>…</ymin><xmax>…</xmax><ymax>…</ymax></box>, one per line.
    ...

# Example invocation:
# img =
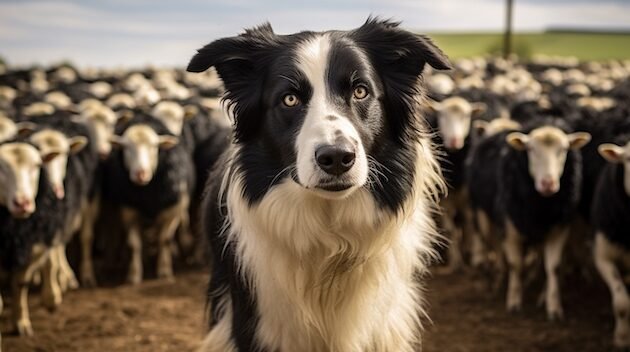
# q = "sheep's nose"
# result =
<box><xmin>53</xmin><ymin>185</ymin><xmax>65</xmax><ymax>199</ymax></box>
<box><xmin>13</xmin><ymin>197</ymin><xmax>33</xmax><ymax>211</ymax></box>
<box><xmin>135</xmin><ymin>170</ymin><xmax>148</xmax><ymax>182</ymax></box>
<box><xmin>539</xmin><ymin>177</ymin><xmax>558</xmax><ymax>196</ymax></box>
<box><xmin>315</xmin><ymin>143</ymin><xmax>356</xmax><ymax>176</ymax></box>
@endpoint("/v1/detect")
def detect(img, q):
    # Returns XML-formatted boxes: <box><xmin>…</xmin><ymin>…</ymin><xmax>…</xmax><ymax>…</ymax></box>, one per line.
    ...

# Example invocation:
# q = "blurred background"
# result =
<box><xmin>1</xmin><ymin>1</ymin><xmax>630</xmax><ymax>352</ymax></box>
<box><xmin>1</xmin><ymin>0</ymin><xmax>629</xmax><ymax>67</ymax></box>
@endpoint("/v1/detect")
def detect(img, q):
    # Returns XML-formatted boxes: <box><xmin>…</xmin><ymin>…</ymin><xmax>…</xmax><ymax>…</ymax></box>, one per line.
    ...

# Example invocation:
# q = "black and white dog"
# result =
<box><xmin>188</xmin><ymin>18</ymin><xmax>451</xmax><ymax>352</ymax></box>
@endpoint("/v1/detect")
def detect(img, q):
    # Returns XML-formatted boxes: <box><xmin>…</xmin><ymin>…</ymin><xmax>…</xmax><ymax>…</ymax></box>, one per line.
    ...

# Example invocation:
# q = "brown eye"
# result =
<box><xmin>282</xmin><ymin>94</ymin><xmax>299</xmax><ymax>107</ymax></box>
<box><xmin>353</xmin><ymin>85</ymin><xmax>368</xmax><ymax>100</ymax></box>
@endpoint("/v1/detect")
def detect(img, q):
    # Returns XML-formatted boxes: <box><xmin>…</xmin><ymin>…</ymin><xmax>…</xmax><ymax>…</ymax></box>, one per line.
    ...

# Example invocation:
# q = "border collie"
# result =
<box><xmin>187</xmin><ymin>17</ymin><xmax>451</xmax><ymax>352</ymax></box>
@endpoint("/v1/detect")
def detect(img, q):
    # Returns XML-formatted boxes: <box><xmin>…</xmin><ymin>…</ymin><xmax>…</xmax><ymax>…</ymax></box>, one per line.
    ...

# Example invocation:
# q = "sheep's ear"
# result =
<box><xmin>15</xmin><ymin>122</ymin><xmax>38</xmax><ymax>137</ymax></box>
<box><xmin>158</xmin><ymin>135</ymin><xmax>179</xmax><ymax>150</ymax></box>
<box><xmin>471</xmin><ymin>102</ymin><xmax>487</xmax><ymax>118</ymax></box>
<box><xmin>472</xmin><ymin>120</ymin><xmax>489</xmax><ymax>135</ymax></box>
<box><xmin>117</xmin><ymin>110</ymin><xmax>134</xmax><ymax>125</ymax></box>
<box><xmin>109</xmin><ymin>135</ymin><xmax>127</xmax><ymax>149</ymax></box>
<box><xmin>506</xmin><ymin>132</ymin><xmax>529</xmax><ymax>150</ymax></box>
<box><xmin>568</xmin><ymin>132</ymin><xmax>591</xmax><ymax>150</ymax></box>
<box><xmin>69</xmin><ymin>136</ymin><xmax>88</xmax><ymax>154</ymax></box>
<box><xmin>184</xmin><ymin>105</ymin><xmax>198</xmax><ymax>120</ymax></box>
<box><xmin>41</xmin><ymin>151</ymin><xmax>61</xmax><ymax>163</ymax></box>
<box><xmin>599</xmin><ymin>143</ymin><xmax>625</xmax><ymax>163</ymax></box>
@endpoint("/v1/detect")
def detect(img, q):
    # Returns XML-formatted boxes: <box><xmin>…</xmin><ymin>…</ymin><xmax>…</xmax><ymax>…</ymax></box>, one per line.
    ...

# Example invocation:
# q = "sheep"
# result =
<box><xmin>104</xmin><ymin>113</ymin><xmax>193</xmax><ymax>284</ymax></box>
<box><xmin>591</xmin><ymin>137</ymin><xmax>630</xmax><ymax>349</ymax></box>
<box><xmin>465</xmin><ymin>116</ymin><xmax>522</xmax><ymax>270</ymax></box>
<box><xmin>25</xmin><ymin>116</ymin><xmax>93</xmax><ymax>294</ymax></box>
<box><xmin>427</xmin><ymin>96</ymin><xmax>486</xmax><ymax>271</ymax></box>
<box><xmin>498</xmin><ymin>119</ymin><xmax>590</xmax><ymax>320</ymax></box>
<box><xmin>0</xmin><ymin>141</ymin><xmax>64</xmax><ymax>336</ymax></box>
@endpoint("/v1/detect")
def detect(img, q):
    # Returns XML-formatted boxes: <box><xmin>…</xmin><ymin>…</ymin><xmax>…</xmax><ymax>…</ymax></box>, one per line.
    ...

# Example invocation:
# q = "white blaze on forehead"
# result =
<box><xmin>294</xmin><ymin>35</ymin><xmax>368</xmax><ymax>195</ymax></box>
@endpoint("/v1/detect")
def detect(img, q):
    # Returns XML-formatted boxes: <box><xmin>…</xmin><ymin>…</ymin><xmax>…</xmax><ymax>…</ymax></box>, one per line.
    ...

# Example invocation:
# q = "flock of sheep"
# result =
<box><xmin>0</xmin><ymin>54</ymin><xmax>630</xmax><ymax>349</ymax></box>
<box><xmin>0</xmin><ymin>64</ymin><xmax>230</xmax><ymax>348</ymax></box>
<box><xmin>425</xmin><ymin>55</ymin><xmax>630</xmax><ymax>348</ymax></box>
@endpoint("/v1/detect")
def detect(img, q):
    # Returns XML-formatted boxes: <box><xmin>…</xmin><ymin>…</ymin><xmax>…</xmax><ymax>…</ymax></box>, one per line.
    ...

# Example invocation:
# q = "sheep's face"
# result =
<box><xmin>30</xmin><ymin>129</ymin><xmax>87</xmax><ymax>199</ymax></box>
<box><xmin>430</xmin><ymin>97</ymin><xmax>485</xmax><ymax>151</ymax></box>
<box><xmin>44</xmin><ymin>91</ymin><xmax>73</xmax><ymax>110</ymax></box>
<box><xmin>472</xmin><ymin>117</ymin><xmax>521</xmax><ymax>137</ymax></box>
<box><xmin>152</xmin><ymin>101</ymin><xmax>186</xmax><ymax>136</ymax></box>
<box><xmin>24</xmin><ymin>102</ymin><xmax>55</xmax><ymax>117</ymax></box>
<box><xmin>81</xmin><ymin>106</ymin><xmax>118</xmax><ymax>159</ymax></box>
<box><xmin>599</xmin><ymin>142</ymin><xmax>630</xmax><ymax>196</ymax></box>
<box><xmin>0</xmin><ymin>115</ymin><xmax>17</xmax><ymax>143</ymax></box>
<box><xmin>110</xmin><ymin>124</ymin><xmax>178</xmax><ymax>186</ymax></box>
<box><xmin>0</xmin><ymin>143</ymin><xmax>59</xmax><ymax>218</ymax></box>
<box><xmin>507</xmin><ymin>126</ymin><xmax>590</xmax><ymax>197</ymax></box>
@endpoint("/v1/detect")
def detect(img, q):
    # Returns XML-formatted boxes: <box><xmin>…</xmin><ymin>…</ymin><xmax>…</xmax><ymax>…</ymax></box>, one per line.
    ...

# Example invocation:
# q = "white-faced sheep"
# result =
<box><xmin>104</xmin><ymin>113</ymin><xmax>193</xmax><ymax>284</ymax></box>
<box><xmin>498</xmin><ymin>118</ymin><xmax>590</xmax><ymax>319</ymax></box>
<box><xmin>25</xmin><ymin>113</ymin><xmax>95</xmax><ymax>294</ymax></box>
<box><xmin>0</xmin><ymin>141</ymin><xmax>63</xmax><ymax>336</ymax></box>
<box><xmin>427</xmin><ymin>96</ymin><xmax>486</xmax><ymax>270</ymax></box>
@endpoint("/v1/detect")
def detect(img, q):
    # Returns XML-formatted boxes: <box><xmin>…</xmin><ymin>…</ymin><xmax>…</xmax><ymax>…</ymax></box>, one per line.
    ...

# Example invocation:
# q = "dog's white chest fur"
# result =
<box><xmin>215</xmin><ymin>174</ymin><xmax>435</xmax><ymax>352</ymax></box>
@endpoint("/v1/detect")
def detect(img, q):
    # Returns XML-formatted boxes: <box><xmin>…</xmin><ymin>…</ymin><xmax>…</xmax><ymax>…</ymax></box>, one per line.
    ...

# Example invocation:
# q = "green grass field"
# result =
<box><xmin>428</xmin><ymin>32</ymin><xmax>630</xmax><ymax>60</ymax></box>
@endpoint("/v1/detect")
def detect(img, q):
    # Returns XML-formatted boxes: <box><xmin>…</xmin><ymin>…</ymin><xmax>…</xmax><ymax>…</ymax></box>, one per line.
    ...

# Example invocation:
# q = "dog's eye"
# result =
<box><xmin>353</xmin><ymin>85</ymin><xmax>368</xmax><ymax>100</ymax></box>
<box><xmin>282</xmin><ymin>94</ymin><xmax>299</xmax><ymax>107</ymax></box>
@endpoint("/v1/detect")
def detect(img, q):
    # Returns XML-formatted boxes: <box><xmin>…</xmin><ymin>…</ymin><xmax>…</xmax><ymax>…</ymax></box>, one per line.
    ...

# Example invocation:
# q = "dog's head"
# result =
<box><xmin>188</xmin><ymin>18</ymin><xmax>450</xmax><ymax>203</ymax></box>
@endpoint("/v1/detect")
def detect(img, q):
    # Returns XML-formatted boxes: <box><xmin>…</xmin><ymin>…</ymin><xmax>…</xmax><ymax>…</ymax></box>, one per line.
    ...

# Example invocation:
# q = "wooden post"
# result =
<box><xmin>504</xmin><ymin>0</ymin><xmax>513</xmax><ymax>59</ymax></box>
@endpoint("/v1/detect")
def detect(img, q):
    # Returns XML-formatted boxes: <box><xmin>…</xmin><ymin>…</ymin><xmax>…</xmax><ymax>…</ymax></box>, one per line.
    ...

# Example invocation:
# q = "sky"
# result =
<box><xmin>1</xmin><ymin>0</ymin><xmax>629</xmax><ymax>67</ymax></box>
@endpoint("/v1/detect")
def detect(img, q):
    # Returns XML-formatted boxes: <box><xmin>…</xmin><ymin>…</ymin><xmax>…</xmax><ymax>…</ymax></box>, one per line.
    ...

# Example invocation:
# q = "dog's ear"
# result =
<box><xmin>187</xmin><ymin>23</ymin><xmax>277</xmax><ymax>141</ymax></box>
<box><xmin>351</xmin><ymin>17</ymin><xmax>451</xmax><ymax>140</ymax></box>
<box><xmin>351</xmin><ymin>17</ymin><xmax>451</xmax><ymax>75</ymax></box>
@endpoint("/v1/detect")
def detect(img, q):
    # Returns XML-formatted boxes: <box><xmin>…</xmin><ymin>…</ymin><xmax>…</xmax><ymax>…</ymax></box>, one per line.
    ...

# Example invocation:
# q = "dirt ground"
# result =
<box><xmin>1</xmin><ymin>268</ymin><xmax>614</xmax><ymax>352</ymax></box>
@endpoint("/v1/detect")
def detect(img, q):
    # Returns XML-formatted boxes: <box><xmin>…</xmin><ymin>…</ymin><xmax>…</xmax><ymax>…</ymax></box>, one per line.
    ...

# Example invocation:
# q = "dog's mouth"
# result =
<box><xmin>315</xmin><ymin>182</ymin><xmax>353</xmax><ymax>192</ymax></box>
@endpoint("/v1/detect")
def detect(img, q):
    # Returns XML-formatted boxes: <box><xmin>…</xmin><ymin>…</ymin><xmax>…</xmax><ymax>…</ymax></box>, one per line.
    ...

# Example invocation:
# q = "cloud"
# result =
<box><xmin>0</xmin><ymin>0</ymin><xmax>628</xmax><ymax>67</ymax></box>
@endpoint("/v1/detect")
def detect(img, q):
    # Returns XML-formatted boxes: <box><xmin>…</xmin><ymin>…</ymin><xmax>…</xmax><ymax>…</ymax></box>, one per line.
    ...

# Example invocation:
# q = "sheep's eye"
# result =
<box><xmin>353</xmin><ymin>85</ymin><xmax>368</xmax><ymax>100</ymax></box>
<box><xmin>282</xmin><ymin>94</ymin><xmax>299</xmax><ymax>107</ymax></box>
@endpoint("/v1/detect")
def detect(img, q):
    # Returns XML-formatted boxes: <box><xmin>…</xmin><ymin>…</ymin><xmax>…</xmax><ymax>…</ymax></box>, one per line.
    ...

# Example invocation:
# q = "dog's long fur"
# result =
<box><xmin>188</xmin><ymin>18</ymin><xmax>451</xmax><ymax>352</ymax></box>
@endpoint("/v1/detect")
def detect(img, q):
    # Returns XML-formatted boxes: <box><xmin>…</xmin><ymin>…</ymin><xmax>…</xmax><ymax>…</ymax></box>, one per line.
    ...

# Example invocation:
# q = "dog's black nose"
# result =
<box><xmin>315</xmin><ymin>143</ymin><xmax>356</xmax><ymax>175</ymax></box>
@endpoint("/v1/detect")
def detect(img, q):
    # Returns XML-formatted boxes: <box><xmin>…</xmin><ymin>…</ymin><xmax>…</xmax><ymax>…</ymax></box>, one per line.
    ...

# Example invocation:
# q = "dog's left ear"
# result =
<box><xmin>351</xmin><ymin>17</ymin><xmax>451</xmax><ymax>139</ymax></box>
<box><xmin>351</xmin><ymin>17</ymin><xmax>451</xmax><ymax>75</ymax></box>
<box><xmin>187</xmin><ymin>23</ymin><xmax>278</xmax><ymax>141</ymax></box>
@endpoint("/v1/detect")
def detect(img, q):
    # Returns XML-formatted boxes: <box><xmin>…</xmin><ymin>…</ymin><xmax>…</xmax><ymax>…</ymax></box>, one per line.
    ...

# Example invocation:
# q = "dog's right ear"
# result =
<box><xmin>187</xmin><ymin>23</ymin><xmax>278</xmax><ymax>141</ymax></box>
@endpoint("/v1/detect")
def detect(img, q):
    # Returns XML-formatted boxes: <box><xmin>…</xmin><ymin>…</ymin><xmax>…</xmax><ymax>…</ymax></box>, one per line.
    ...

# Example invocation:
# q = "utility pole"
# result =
<box><xmin>504</xmin><ymin>0</ymin><xmax>513</xmax><ymax>59</ymax></box>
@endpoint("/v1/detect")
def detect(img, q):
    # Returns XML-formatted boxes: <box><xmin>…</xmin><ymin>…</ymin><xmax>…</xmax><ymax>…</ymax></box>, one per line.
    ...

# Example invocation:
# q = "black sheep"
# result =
<box><xmin>496</xmin><ymin>117</ymin><xmax>590</xmax><ymax>320</ymax></box>
<box><xmin>0</xmin><ymin>141</ymin><xmax>64</xmax><ymax>336</ymax></box>
<box><xmin>591</xmin><ymin>135</ymin><xmax>630</xmax><ymax>349</ymax></box>
<box><xmin>26</xmin><ymin>113</ymin><xmax>98</xmax><ymax>290</ymax></box>
<box><xmin>465</xmin><ymin>120</ymin><xmax>521</xmax><ymax>269</ymax></box>
<box><xmin>103</xmin><ymin>113</ymin><xmax>194</xmax><ymax>284</ymax></box>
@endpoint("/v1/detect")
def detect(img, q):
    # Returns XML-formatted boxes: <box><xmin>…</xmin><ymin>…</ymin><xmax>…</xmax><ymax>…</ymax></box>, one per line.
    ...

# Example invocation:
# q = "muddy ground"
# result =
<box><xmin>1</xmin><ymin>266</ymin><xmax>613</xmax><ymax>352</ymax></box>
